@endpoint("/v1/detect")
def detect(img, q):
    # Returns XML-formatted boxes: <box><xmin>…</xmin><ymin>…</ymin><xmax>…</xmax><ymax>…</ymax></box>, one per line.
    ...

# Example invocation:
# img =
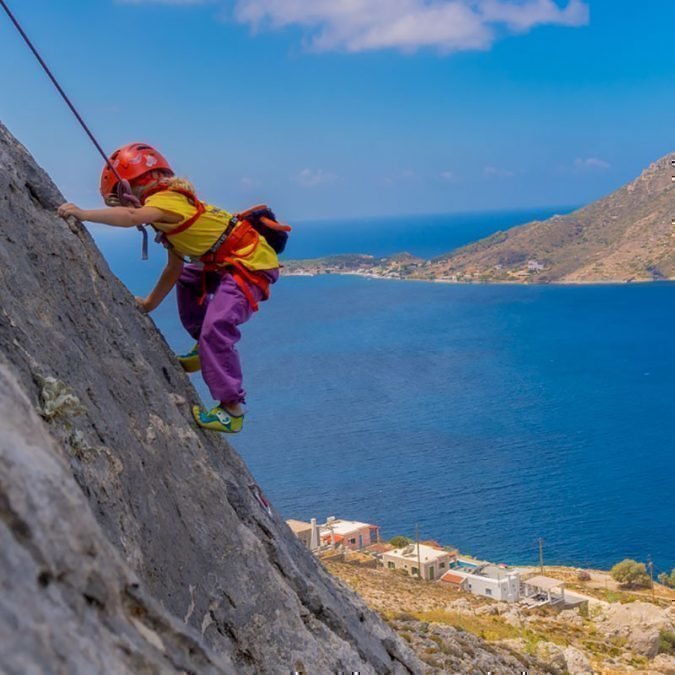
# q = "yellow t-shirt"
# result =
<box><xmin>145</xmin><ymin>190</ymin><xmax>278</xmax><ymax>271</ymax></box>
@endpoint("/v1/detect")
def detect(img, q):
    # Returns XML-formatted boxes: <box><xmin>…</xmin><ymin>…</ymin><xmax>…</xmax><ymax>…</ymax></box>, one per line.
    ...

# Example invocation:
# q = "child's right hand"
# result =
<box><xmin>135</xmin><ymin>296</ymin><xmax>152</xmax><ymax>313</ymax></box>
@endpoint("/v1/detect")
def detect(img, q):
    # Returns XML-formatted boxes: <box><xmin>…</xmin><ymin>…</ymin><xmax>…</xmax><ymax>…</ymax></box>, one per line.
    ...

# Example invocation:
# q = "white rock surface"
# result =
<box><xmin>563</xmin><ymin>646</ymin><xmax>593</xmax><ymax>674</ymax></box>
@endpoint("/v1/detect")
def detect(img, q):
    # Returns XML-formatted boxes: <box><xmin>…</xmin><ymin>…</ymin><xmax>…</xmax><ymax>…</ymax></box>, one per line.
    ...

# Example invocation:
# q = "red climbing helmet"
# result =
<box><xmin>100</xmin><ymin>142</ymin><xmax>173</xmax><ymax>201</ymax></box>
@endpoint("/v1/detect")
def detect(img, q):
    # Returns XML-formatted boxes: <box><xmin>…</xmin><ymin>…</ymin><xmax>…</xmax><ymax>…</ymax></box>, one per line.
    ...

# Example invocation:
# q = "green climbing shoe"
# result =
<box><xmin>192</xmin><ymin>405</ymin><xmax>244</xmax><ymax>434</ymax></box>
<box><xmin>178</xmin><ymin>343</ymin><xmax>200</xmax><ymax>373</ymax></box>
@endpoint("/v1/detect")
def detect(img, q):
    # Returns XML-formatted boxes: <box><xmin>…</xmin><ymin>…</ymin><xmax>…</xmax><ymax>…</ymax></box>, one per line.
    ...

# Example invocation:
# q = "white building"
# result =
<box><xmin>383</xmin><ymin>543</ymin><xmax>454</xmax><ymax>581</ymax></box>
<box><xmin>441</xmin><ymin>564</ymin><xmax>521</xmax><ymax>602</ymax></box>
<box><xmin>527</xmin><ymin>259</ymin><xmax>545</xmax><ymax>272</ymax></box>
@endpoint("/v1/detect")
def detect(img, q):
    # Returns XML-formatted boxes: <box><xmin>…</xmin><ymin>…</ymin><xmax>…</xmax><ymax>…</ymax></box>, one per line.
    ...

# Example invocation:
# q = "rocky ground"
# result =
<box><xmin>324</xmin><ymin>556</ymin><xmax>675</xmax><ymax>674</ymax></box>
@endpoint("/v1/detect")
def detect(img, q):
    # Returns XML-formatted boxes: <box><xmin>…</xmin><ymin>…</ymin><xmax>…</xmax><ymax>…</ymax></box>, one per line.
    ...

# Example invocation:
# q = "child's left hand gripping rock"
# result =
<box><xmin>57</xmin><ymin>203</ymin><xmax>84</xmax><ymax>221</ymax></box>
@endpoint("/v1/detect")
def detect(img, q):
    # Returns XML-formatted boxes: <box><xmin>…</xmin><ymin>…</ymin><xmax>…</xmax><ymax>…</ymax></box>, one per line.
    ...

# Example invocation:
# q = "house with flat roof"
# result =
<box><xmin>286</xmin><ymin>519</ymin><xmax>313</xmax><ymax>549</ymax></box>
<box><xmin>440</xmin><ymin>564</ymin><xmax>521</xmax><ymax>602</ymax></box>
<box><xmin>383</xmin><ymin>543</ymin><xmax>454</xmax><ymax>581</ymax></box>
<box><xmin>320</xmin><ymin>517</ymin><xmax>379</xmax><ymax>551</ymax></box>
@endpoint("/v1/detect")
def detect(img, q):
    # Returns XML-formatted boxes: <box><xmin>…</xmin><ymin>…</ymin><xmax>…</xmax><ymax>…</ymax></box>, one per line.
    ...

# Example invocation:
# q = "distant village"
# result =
<box><xmin>287</xmin><ymin>516</ymin><xmax>587</xmax><ymax>610</ymax></box>
<box><xmin>282</xmin><ymin>253</ymin><xmax>550</xmax><ymax>284</ymax></box>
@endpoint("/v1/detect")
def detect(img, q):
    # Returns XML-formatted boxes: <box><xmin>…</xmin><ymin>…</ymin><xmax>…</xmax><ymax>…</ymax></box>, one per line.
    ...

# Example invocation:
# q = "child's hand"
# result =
<box><xmin>135</xmin><ymin>296</ymin><xmax>153</xmax><ymax>313</ymax></box>
<box><xmin>58</xmin><ymin>203</ymin><xmax>85</xmax><ymax>221</ymax></box>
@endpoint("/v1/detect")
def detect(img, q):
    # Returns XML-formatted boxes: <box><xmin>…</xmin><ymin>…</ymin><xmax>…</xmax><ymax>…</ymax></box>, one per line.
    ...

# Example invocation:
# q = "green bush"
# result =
<box><xmin>657</xmin><ymin>569</ymin><xmax>675</xmax><ymax>589</ymax></box>
<box><xmin>659</xmin><ymin>630</ymin><xmax>675</xmax><ymax>655</ymax></box>
<box><xmin>389</xmin><ymin>535</ymin><xmax>412</xmax><ymax>548</ymax></box>
<box><xmin>609</xmin><ymin>559</ymin><xmax>651</xmax><ymax>588</ymax></box>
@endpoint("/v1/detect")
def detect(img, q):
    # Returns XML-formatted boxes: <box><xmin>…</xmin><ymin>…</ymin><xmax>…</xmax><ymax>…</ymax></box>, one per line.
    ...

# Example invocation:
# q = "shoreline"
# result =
<box><xmin>283</xmin><ymin>269</ymin><xmax>675</xmax><ymax>287</ymax></box>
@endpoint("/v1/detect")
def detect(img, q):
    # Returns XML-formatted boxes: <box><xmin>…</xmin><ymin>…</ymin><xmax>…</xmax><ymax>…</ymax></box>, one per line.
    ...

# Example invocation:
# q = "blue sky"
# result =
<box><xmin>1</xmin><ymin>0</ymin><xmax>674</xmax><ymax>220</ymax></box>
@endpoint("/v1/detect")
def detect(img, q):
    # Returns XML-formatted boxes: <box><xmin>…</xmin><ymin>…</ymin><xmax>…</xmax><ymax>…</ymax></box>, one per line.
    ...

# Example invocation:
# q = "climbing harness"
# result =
<box><xmin>143</xmin><ymin>184</ymin><xmax>290</xmax><ymax>310</ymax></box>
<box><xmin>0</xmin><ymin>0</ymin><xmax>150</xmax><ymax>259</ymax></box>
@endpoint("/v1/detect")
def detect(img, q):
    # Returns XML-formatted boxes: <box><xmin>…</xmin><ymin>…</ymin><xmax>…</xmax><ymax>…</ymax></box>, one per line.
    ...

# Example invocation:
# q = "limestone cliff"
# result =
<box><xmin>0</xmin><ymin>122</ymin><xmax>423</xmax><ymax>674</ymax></box>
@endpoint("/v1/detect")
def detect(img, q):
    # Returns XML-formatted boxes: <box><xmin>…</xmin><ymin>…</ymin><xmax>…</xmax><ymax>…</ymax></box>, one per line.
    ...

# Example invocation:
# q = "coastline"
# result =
<box><xmin>282</xmin><ymin>269</ymin><xmax>675</xmax><ymax>287</ymax></box>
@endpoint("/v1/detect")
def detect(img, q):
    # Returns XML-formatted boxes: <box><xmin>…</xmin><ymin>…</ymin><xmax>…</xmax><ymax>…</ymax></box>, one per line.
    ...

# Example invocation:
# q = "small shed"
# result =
<box><xmin>522</xmin><ymin>575</ymin><xmax>566</xmax><ymax>606</ymax></box>
<box><xmin>440</xmin><ymin>571</ymin><xmax>469</xmax><ymax>590</ymax></box>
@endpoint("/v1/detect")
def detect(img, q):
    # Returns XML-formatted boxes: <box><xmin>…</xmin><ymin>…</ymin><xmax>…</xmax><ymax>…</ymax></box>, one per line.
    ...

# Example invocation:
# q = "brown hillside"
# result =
<box><xmin>429</xmin><ymin>154</ymin><xmax>675</xmax><ymax>283</ymax></box>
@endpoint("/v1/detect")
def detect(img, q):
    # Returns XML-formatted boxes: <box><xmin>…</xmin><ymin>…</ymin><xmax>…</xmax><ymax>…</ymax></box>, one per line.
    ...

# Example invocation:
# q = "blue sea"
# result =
<box><xmin>94</xmin><ymin>208</ymin><xmax>675</xmax><ymax>574</ymax></box>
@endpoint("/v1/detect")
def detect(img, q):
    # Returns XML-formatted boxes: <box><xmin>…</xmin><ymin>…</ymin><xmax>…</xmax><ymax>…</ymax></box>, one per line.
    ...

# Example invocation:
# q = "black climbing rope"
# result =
<box><xmin>0</xmin><ymin>0</ymin><xmax>149</xmax><ymax>259</ymax></box>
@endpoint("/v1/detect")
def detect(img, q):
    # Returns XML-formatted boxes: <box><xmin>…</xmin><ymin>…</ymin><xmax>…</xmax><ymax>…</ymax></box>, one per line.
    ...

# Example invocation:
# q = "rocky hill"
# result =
<box><xmin>325</xmin><ymin>556</ymin><xmax>675</xmax><ymax>674</ymax></box>
<box><xmin>286</xmin><ymin>154</ymin><xmax>675</xmax><ymax>284</ymax></box>
<box><xmin>428</xmin><ymin>153</ymin><xmax>675</xmax><ymax>283</ymax></box>
<box><xmin>0</xmin><ymin>121</ymin><xmax>424</xmax><ymax>674</ymax></box>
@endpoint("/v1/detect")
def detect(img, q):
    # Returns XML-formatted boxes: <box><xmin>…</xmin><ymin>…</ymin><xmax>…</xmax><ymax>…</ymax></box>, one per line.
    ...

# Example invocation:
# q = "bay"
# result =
<box><xmin>93</xmin><ymin>210</ymin><xmax>675</xmax><ymax>573</ymax></box>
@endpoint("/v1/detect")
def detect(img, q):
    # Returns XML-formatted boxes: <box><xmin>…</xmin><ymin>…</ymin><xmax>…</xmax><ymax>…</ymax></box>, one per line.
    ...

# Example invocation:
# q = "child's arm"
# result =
<box><xmin>57</xmin><ymin>203</ymin><xmax>181</xmax><ymax>228</ymax></box>
<box><xmin>136</xmin><ymin>249</ymin><xmax>184</xmax><ymax>313</ymax></box>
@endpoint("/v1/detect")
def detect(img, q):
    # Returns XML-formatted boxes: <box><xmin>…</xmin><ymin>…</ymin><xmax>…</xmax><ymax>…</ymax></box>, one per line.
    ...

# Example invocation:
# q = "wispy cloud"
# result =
<box><xmin>574</xmin><ymin>157</ymin><xmax>611</xmax><ymax>171</ymax></box>
<box><xmin>295</xmin><ymin>168</ymin><xmax>337</xmax><ymax>187</ymax></box>
<box><xmin>439</xmin><ymin>170</ymin><xmax>457</xmax><ymax>182</ymax></box>
<box><xmin>483</xmin><ymin>165</ymin><xmax>515</xmax><ymax>178</ymax></box>
<box><xmin>234</xmin><ymin>0</ymin><xmax>588</xmax><ymax>53</ymax></box>
<box><xmin>121</xmin><ymin>0</ymin><xmax>589</xmax><ymax>53</ymax></box>
<box><xmin>240</xmin><ymin>176</ymin><xmax>262</xmax><ymax>188</ymax></box>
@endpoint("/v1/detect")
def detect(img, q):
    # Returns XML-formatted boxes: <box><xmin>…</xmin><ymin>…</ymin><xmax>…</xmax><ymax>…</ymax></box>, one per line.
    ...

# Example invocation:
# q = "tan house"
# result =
<box><xmin>383</xmin><ymin>543</ymin><xmax>454</xmax><ymax>581</ymax></box>
<box><xmin>286</xmin><ymin>519</ymin><xmax>313</xmax><ymax>549</ymax></box>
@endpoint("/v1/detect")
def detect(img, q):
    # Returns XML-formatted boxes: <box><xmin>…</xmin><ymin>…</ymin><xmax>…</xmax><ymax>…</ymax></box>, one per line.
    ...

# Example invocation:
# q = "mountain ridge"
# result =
<box><xmin>285</xmin><ymin>154</ymin><xmax>675</xmax><ymax>284</ymax></box>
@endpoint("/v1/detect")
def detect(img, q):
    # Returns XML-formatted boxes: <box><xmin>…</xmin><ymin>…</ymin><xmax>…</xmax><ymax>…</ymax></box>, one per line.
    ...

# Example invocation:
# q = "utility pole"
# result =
<box><xmin>416</xmin><ymin>524</ymin><xmax>421</xmax><ymax>580</ymax></box>
<box><xmin>648</xmin><ymin>554</ymin><xmax>655</xmax><ymax>601</ymax></box>
<box><xmin>539</xmin><ymin>538</ymin><xmax>544</xmax><ymax>576</ymax></box>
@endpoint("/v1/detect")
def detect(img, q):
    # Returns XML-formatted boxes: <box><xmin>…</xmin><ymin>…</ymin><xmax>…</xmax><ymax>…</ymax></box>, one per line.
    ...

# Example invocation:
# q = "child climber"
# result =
<box><xmin>57</xmin><ymin>142</ymin><xmax>289</xmax><ymax>433</ymax></box>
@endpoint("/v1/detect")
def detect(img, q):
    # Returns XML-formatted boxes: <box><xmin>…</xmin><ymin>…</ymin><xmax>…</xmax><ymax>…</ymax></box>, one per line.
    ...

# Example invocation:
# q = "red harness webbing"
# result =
<box><xmin>142</xmin><ymin>185</ymin><xmax>206</xmax><ymax>236</ymax></box>
<box><xmin>143</xmin><ymin>185</ymin><xmax>271</xmax><ymax>310</ymax></box>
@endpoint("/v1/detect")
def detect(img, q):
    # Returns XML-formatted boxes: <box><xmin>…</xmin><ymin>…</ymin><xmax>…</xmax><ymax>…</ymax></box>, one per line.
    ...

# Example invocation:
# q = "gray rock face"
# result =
<box><xmin>390</xmin><ymin>619</ymin><xmax>550</xmax><ymax>674</ymax></box>
<box><xmin>0</xmin><ymin>364</ymin><xmax>233</xmax><ymax>674</ymax></box>
<box><xmin>0</xmin><ymin>121</ymin><xmax>423</xmax><ymax>674</ymax></box>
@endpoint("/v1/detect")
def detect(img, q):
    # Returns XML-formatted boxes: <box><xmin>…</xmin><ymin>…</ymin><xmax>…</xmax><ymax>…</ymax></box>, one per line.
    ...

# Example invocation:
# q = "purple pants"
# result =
<box><xmin>176</xmin><ymin>264</ymin><xmax>277</xmax><ymax>405</ymax></box>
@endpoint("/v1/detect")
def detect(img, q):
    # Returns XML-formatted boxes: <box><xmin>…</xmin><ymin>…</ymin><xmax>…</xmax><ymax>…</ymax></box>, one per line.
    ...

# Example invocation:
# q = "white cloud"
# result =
<box><xmin>232</xmin><ymin>0</ymin><xmax>589</xmax><ymax>53</ymax></box>
<box><xmin>240</xmin><ymin>176</ymin><xmax>261</xmax><ymax>188</ymax></box>
<box><xmin>439</xmin><ymin>170</ymin><xmax>457</xmax><ymax>182</ymax></box>
<box><xmin>122</xmin><ymin>0</ymin><xmax>589</xmax><ymax>52</ymax></box>
<box><xmin>483</xmin><ymin>165</ymin><xmax>515</xmax><ymax>178</ymax></box>
<box><xmin>295</xmin><ymin>168</ymin><xmax>337</xmax><ymax>187</ymax></box>
<box><xmin>574</xmin><ymin>157</ymin><xmax>611</xmax><ymax>171</ymax></box>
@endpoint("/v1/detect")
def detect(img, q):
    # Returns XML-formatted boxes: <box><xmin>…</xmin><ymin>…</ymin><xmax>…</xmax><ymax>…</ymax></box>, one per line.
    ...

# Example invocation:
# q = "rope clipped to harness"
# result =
<box><xmin>114</xmin><ymin>179</ymin><xmax>149</xmax><ymax>260</ymax></box>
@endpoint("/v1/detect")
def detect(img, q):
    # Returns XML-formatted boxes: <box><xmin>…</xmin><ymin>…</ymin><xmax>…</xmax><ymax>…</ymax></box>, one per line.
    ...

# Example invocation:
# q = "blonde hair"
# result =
<box><xmin>162</xmin><ymin>176</ymin><xmax>196</xmax><ymax>193</ymax></box>
<box><xmin>107</xmin><ymin>172</ymin><xmax>198</xmax><ymax>206</ymax></box>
